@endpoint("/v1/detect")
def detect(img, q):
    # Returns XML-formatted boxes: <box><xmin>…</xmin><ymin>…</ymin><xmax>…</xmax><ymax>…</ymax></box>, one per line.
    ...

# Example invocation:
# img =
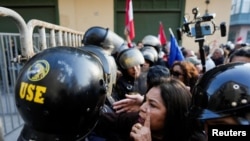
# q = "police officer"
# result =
<box><xmin>140</xmin><ymin>46</ymin><xmax>158</xmax><ymax>72</ymax></box>
<box><xmin>15</xmin><ymin>46</ymin><xmax>113</xmax><ymax>141</ymax></box>
<box><xmin>15</xmin><ymin>26</ymin><xmax>131</xmax><ymax>141</ymax></box>
<box><xmin>81</xmin><ymin>26</ymin><xmax>126</xmax><ymax>107</ymax></box>
<box><xmin>141</xmin><ymin>35</ymin><xmax>168</xmax><ymax>67</ymax></box>
<box><xmin>112</xmin><ymin>48</ymin><xmax>145</xmax><ymax>101</ymax></box>
<box><xmin>137</xmin><ymin>46</ymin><xmax>159</xmax><ymax>95</ymax></box>
<box><xmin>188</xmin><ymin>62</ymin><xmax>250</xmax><ymax>140</ymax></box>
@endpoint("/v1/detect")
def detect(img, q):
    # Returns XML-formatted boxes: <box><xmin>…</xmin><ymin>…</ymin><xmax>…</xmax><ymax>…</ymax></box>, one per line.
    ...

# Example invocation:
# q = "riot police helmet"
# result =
<box><xmin>82</xmin><ymin>26</ymin><xmax>125</xmax><ymax>55</ymax></box>
<box><xmin>142</xmin><ymin>35</ymin><xmax>162</xmax><ymax>53</ymax></box>
<box><xmin>15</xmin><ymin>46</ymin><xmax>107</xmax><ymax>140</ymax></box>
<box><xmin>117</xmin><ymin>48</ymin><xmax>145</xmax><ymax>70</ymax></box>
<box><xmin>140</xmin><ymin>46</ymin><xmax>158</xmax><ymax>65</ymax></box>
<box><xmin>190</xmin><ymin>62</ymin><xmax>250</xmax><ymax>123</ymax></box>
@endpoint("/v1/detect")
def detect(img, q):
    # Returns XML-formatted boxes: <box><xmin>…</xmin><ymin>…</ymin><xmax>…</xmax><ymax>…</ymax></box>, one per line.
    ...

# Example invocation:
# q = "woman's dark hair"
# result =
<box><xmin>154</xmin><ymin>78</ymin><xmax>192</xmax><ymax>141</ymax></box>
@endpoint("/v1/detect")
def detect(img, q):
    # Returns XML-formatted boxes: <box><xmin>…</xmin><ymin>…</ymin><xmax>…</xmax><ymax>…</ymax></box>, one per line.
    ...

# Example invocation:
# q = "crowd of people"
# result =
<box><xmin>9</xmin><ymin>26</ymin><xmax>250</xmax><ymax>141</ymax></box>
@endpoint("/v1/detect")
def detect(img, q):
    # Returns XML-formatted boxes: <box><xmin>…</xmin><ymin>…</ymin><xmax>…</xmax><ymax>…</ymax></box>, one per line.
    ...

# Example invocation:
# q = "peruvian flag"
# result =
<box><xmin>125</xmin><ymin>0</ymin><xmax>135</xmax><ymax>40</ymax></box>
<box><xmin>236</xmin><ymin>36</ymin><xmax>243</xmax><ymax>44</ymax></box>
<box><xmin>158</xmin><ymin>22</ymin><xmax>167</xmax><ymax>45</ymax></box>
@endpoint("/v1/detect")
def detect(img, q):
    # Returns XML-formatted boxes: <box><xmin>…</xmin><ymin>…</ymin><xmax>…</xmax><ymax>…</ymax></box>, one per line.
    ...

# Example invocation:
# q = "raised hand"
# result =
<box><xmin>130</xmin><ymin>108</ymin><xmax>151</xmax><ymax>141</ymax></box>
<box><xmin>113</xmin><ymin>93</ymin><xmax>144</xmax><ymax>113</ymax></box>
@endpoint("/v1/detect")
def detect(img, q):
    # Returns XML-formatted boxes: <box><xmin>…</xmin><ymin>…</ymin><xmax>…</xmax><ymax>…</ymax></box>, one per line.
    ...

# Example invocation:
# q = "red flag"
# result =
<box><xmin>125</xmin><ymin>0</ymin><xmax>135</xmax><ymax>40</ymax></box>
<box><xmin>158</xmin><ymin>22</ymin><xmax>167</xmax><ymax>46</ymax></box>
<box><xmin>236</xmin><ymin>36</ymin><xmax>243</xmax><ymax>44</ymax></box>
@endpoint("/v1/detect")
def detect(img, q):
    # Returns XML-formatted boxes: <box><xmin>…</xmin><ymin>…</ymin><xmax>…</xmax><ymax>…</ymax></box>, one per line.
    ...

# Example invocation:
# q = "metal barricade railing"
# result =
<box><xmin>27</xmin><ymin>19</ymin><xmax>84</xmax><ymax>54</ymax></box>
<box><xmin>0</xmin><ymin>32</ymin><xmax>23</xmax><ymax>138</ymax></box>
<box><xmin>0</xmin><ymin>6</ymin><xmax>84</xmax><ymax>139</ymax></box>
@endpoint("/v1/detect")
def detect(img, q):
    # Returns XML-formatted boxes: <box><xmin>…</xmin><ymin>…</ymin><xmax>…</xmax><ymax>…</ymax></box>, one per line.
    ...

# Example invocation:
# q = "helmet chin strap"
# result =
<box><xmin>76</xmin><ymin>120</ymin><xmax>99</xmax><ymax>141</ymax></box>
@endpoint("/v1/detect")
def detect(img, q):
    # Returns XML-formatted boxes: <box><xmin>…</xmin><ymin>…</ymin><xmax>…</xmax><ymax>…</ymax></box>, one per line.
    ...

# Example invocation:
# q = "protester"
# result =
<box><xmin>130</xmin><ymin>78</ymin><xmax>192</xmax><ymax>141</ymax></box>
<box><xmin>211</xmin><ymin>47</ymin><xmax>225</xmax><ymax>66</ymax></box>
<box><xmin>197</xmin><ymin>45</ymin><xmax>216</xmax><ymax>72</ymax></box>
<box><xmin>180</xmin><ymin>47</ymin><xmax>203</xmax><ymax>73</ymax></box>
<box><xmin>97</xmin><ymin>78</ymin><xmax>193</xmax><ymax>141</ymax></box>
<box><xmin>182</xmin><ymin>48</ymin><xmax>196</xmax><ymax>58</ymax></box>
<box><xmin>185</xmin><ymin>56</ymin><xmax>202</xmax><ymax>74</ymax></box>
<box><xmin>170</xmin><ymin>61</ymin><xmax>199</xmax><ymax>92</ymax></box>
<box><xmin>228</xmin><ymin>46</ymin><xmax>250</xmax><ymax>63</ymax></box>
<box><xmin>189</xmin><ymin>62</ymin><xmax>250</xmax><ymax>140</ymax></box>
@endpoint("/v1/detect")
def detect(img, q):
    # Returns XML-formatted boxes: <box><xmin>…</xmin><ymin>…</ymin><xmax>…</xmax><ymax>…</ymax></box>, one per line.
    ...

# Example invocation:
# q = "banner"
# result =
<box><xmin>125</xmin><ymin>0</ymin><xmax>135</xmax><ymax>40</ymax></box>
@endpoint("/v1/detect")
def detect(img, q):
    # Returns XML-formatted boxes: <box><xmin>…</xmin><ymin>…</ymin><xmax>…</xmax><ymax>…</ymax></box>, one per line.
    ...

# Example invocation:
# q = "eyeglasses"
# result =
<box><xmin>171</xmin><ymin>71</ymin><xmax>183</xmax><ymax>77</ymax></box>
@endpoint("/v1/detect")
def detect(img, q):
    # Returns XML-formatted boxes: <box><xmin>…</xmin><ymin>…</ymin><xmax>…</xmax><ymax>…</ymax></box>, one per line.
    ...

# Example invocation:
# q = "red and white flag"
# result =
<box><xmin>158</xmin><ymin>22</ymin><xmax>167</xmax><ymax>46</ymax></box>
<box><xmin>236</xmin><ymin>36</ymin><xmax>243</xmax><ymax>44</ymax></box>
<box><xmin>125</xmin><ymin>0</ymin><xmax>135</xmax><ymax>40</ymax></box>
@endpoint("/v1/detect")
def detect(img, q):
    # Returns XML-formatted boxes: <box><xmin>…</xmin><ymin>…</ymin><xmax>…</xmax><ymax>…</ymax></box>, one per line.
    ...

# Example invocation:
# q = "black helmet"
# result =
<box><xmin>79</xmin><ymin>45</ymin><xmax>117</xmax><ymax>103</ymax></box>
<box><xmin>140</xmin><ymin>46</ymin><xmax>158</xmax><ymax>65</ymax></box>
<box><xmin>82</xmin><ymin>26</ymin><xmax>124</xmax><ymax>55</ymax></box>
<box><xmin>190</xmin><ymin>62</ymin><xmax>250</xmax><ymax>121</ymax></box>
<box><xmin>15</xmin><ymin>46</ymin><xmax>107</xmax><ymax>140</ymax></box>
<box><xmin>117</xmin><ymin>48</ymin><xmax>145</xmax><ymax>70</ymax></box>
<box><xmin>142</xmin><ymin>35</ymin><xmax>161</xmax><ymax>53</ymax></box>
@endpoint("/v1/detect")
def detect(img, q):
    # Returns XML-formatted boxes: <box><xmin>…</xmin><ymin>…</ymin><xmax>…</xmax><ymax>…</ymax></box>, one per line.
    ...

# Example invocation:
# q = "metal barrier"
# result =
<box><xmin>0</xmin><ymin>6</ymin><xmax>84</xmax><ymax>139</ymax></box>
<box><xmin>0</xmin><ymin>32</ymin><xmax>23</xmax><ymax>138</ymax></box>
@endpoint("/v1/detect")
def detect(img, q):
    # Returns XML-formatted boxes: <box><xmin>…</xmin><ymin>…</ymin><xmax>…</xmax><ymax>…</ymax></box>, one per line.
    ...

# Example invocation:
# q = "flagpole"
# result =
<box><xmin>169</xmin><ymin>28</ymin><xmax>174</xmax><ymax>38</ymax></box>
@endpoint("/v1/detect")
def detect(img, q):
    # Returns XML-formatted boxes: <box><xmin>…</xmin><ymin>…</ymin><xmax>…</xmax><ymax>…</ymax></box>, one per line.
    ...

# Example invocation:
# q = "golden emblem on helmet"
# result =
<box><xmin>27</xmin><ymin>60</ymin><xmax>50</xmax><ymax>81</ymax></box>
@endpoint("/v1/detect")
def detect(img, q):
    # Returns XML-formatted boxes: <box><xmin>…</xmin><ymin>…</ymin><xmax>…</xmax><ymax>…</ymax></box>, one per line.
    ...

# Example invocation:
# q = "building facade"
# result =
<box><xmin>229</xmin><ymin>0</ymin><xmax>250</xmax><ymax>44</ymax></box>
<box><xmin>0</xmin><ymin>0</ymin><xmax>232</xmax><ymax>51</ymax></box>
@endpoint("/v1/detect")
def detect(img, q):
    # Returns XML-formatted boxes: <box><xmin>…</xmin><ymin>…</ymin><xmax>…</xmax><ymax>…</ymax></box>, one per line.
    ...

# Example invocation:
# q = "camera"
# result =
<box><xmin>191</xmin><ymin>24</ymin><xmax>212</xmax><ymax>37</ymax></box>
<box><xmin>177</xmin><ymin>7</ymin><xmax>226</xmax><ymax>40</ymax></box>
<box><xmin>176</xmin><ymin>0</ymin><xmax>227</xmax><ymax>73</ymax></box>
